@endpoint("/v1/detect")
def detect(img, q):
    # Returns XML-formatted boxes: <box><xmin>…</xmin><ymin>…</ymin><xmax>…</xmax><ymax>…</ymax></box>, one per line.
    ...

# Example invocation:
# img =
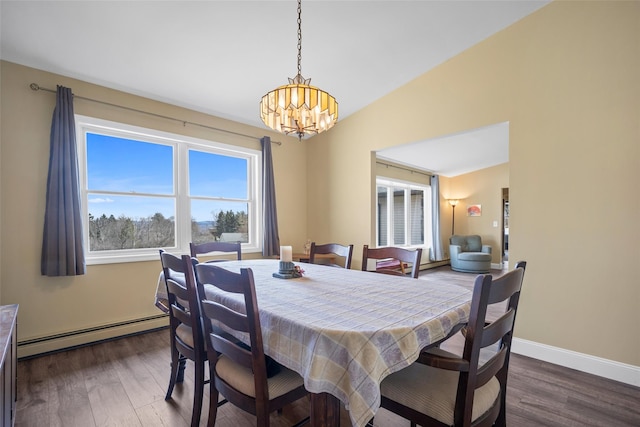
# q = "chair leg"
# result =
<box><xmin>176</xmin><ymin>356</ymin><xmax>187</xmax><ymax>383</ymax></box>
<box><xmin>165</xmin><ymin>346</ymin><xmax>181</xmax><ymax>400</ymax></box>
<box><xmin>494</xmin><ymin>372</ymin><xmax>508</xmax><ymax>427</ymax></box>
<box><xmin>256</xmin><ymin>412</ymin><xmax>269</xmax><ymax>427</ymax></box>
<box><xmin>190</xmin><ymin>359</ymin><xmax>205</xmax><ymax>427</ymax></box>
<box><xmin>495</xmin><ymin>390</ymin><xmax>507</xmax><ymax>427</ymax></box>
<box><xmin>207</xmin><ymin>376</ymin><xmax>219</xmax><ymax>427</ymax></box>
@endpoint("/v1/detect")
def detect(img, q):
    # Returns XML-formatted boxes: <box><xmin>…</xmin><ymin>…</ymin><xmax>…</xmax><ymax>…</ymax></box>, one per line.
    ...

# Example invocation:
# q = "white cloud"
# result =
<box><xmin>89</xmin><ymin>197</ymin><xmax>114</xmax><ymax>204</ymax></box>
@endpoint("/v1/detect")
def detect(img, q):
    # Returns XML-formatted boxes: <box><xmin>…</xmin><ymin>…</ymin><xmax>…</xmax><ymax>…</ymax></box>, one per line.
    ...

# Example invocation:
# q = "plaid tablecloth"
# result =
<box><xmin>183</xmin><ymin>259</ymin><xmax>472</xmax><ymax>427</ymax></box>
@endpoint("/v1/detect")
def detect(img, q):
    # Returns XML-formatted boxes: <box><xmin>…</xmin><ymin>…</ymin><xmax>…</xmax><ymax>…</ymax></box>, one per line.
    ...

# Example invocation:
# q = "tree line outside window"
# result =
<box><xmin>88</xmin><ymin>210</ymin><xmax>248</xmax><ymax>251</ymax></box>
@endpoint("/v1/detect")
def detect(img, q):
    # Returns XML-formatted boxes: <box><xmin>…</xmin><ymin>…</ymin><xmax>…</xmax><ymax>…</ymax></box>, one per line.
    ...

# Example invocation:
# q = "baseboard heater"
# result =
<box><xmin>419</xmin><ymin>260</ymin><xmax>450</xmax><ymax>271</ymax></box>
<box><xmin>18</xmin><ymin>313</ymin><xmax>168</xmax><ymax>359</ymax></box>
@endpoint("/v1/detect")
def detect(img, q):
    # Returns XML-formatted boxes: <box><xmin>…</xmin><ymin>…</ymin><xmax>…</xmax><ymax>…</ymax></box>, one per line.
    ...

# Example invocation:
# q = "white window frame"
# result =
<box><xmin>76</xmin><ymin>115</ymin><xmax>262</xmax><ymax>264</ymax></box>
<box><xmin>376</xmin><ymin>178</ymin><xmax>431</xmax><ymax>249</ymax></box>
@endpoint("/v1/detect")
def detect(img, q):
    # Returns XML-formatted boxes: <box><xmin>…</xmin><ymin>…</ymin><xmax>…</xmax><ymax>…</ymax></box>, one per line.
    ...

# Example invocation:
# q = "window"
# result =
<box><xmin>76</xmin><ymin>115</ymin><xmax>262</xmax><ymax>264</ymax></box>
<box><xmin>376</xmin><ymin>178</ymin><xmax>431</xmax><ymax>248</ymax></box>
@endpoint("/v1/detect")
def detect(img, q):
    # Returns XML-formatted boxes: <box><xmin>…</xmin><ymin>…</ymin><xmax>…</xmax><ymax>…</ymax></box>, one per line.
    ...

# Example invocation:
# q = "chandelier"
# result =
<box><xmin>260</xmin><ymin>0</ymin><xmax>338</xmax><ymax>140</ymax></box>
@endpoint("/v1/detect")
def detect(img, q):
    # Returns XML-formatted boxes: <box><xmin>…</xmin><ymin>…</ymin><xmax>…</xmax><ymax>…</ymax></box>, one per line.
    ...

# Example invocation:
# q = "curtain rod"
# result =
<box><xmin>29</xmin><ymin>83</ymin><xmax>282</xmax><ymax>145</ymax></box>
<box><xmin>376</xmin><ymin>160</ymin><xmax>433</xmax><ymax>177</ymax></box>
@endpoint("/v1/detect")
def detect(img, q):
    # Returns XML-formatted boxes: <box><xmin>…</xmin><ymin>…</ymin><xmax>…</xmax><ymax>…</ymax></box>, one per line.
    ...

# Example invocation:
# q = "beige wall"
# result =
<box><xmin>308</xmin><ymin>1</ymin><xmax>639</xmax><ymax>366</ymax></box>
<box><xmin>0</xmin><ymin>61</ymin><xmax>307</xmax><ymax>356</ymax></box>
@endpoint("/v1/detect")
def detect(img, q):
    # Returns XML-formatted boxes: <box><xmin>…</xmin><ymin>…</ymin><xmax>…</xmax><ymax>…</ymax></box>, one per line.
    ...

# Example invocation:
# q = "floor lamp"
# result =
<box><xmin>448</xmin><ymin>199</ymin><xmax>459</xmax><ymax>235</ymax></box>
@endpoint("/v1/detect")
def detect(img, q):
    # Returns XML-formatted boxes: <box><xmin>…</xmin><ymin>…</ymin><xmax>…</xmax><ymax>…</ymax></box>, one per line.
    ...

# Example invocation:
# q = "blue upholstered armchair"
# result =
<box><xmin>449</xmin><ymin>235</ymin><xmax>492</xmax><ymax>273</ymax></box>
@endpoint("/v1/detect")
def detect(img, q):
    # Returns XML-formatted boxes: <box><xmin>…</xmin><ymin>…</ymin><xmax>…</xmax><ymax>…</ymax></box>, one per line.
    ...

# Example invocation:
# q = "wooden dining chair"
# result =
<box><xmin>190</xmin><ymin>241</ymin><xmax>242</xmax><ymax>262</ymax></box>
<box><xmin>192</xmin><ymin>261</ymin><xmax>310</xmax><ymax>427</ymax></box>
<box><xmin>309</xmin><ymin>242</ymin><xmax>354</xmax><ymax>269</ymax></box>
<box><xmin>159</xmin><ymin>249</ymin><xmax>207</xmax><ymax>427</ymax></box>
<box><xmin>361</xmin><ymin>245</ymin><xmax>423</xmax><ymax>278</ymax></box>
<box><xmin>423</xmin><ymin>261</ymin><xmax>528</xmax><ymax>353</ymax></box>
<box><xmin>378</xmin><ymin>262</ymin><xmax>526</xmax><ymax>427</ymax></box>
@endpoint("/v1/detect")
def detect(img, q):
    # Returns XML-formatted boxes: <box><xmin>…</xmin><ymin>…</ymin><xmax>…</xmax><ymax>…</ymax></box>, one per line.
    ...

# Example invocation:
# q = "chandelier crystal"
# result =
<box><xmin>260</xmin><ymin>0</ymin><xmax>338</xmax><ymax>140</ymax></box>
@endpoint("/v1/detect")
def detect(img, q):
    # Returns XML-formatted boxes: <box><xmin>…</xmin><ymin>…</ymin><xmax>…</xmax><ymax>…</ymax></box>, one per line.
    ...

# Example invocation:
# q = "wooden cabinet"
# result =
<box><xmin>0</xmin><ymin>305</ymin><xmax>18</xmax><ymax>427</ymax></box>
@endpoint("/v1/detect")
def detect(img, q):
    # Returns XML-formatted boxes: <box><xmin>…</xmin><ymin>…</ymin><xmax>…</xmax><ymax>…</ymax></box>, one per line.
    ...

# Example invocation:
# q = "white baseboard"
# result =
<box><xmin>512</xmin><ymin>337</ymin><xmax>640</xmax><ymax>387</ymax></box>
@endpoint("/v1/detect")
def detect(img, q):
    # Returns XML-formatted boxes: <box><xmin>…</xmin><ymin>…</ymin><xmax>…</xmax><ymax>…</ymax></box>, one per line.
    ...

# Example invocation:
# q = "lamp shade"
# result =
<box><xmin>260</xmin><ymin>76</ymin><xmax>338</xmax><ymax>140</ymax></box>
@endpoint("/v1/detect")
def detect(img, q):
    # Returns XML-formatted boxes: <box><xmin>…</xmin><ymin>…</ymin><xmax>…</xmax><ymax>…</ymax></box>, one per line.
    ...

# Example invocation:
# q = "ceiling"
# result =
<box><xmin>377</xmin><ymin>121</ymin><xmax>509</xmax><ymax>177</ymax></box>
<box><xmin>0</xmin><ymin>0</ymin><xmax>548</xmax><ymax>177</ymax></box>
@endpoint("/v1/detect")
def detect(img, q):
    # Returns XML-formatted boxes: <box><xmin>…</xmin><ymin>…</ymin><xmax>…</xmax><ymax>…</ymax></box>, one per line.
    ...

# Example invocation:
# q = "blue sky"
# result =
<box><xmin>86</xmin><ymin>133</ymin><xmax>248</xmax><ymax>221</ymax></box>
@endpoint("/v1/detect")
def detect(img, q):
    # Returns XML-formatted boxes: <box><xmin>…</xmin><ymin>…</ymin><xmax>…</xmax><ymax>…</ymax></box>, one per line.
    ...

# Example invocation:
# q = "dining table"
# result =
<box><xmin>155</xmin><ymin>258</ymin><xmax>472</xmax><ymax>427</ymax></box>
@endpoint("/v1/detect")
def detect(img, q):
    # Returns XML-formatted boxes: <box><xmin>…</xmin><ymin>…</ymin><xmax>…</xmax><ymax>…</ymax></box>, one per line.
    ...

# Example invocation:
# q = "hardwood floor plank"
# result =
<box><xmin>16</xmin><ymin>354</ymin><xmax>54</xmax><ymax>427</ymax></box>
<box><xmin>564</xmin><ymin>395</ymin><xmax>639</xmax><ymax>427</ymax></box>
<box><xmin>133</xmin><ymin>331</ymin><xmax>173</xmax><ymax>393</ymax></box>
<box><xmin>47</xmin><ymin>349</ymin><xmax>96</xmax><ymax>427</ymax></box>
<box><xmin>135</xmin><ymin>400</ymin><xmax>189</xmax><ymax>427</ymax></box>
<box><xmin>107</xmin><ymin>336</ymin><xmax>166</xmax><ymax>409</ymax></box>
<box><xmin>84</xmin><ymin>345</ymin><xmax>141</xmax><ymax>427</ymax></box>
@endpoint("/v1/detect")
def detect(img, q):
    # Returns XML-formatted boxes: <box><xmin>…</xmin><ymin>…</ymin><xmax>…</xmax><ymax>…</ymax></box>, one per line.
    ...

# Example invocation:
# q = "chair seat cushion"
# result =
<box><xmin>176</xmin><ymin>324</ymin><xmax>195</xmax><ymax>348</ymax></box>
<box><xmin>457</xmin><ymin>252</ymin><xmax>492</xmax><ymax>262</ymax></box>
<box><xmin>381</xmin><ymin>361</ymin><xmax>500</xmax><ymax>426</ymax></box>
<box><xmin>216</xmin><ymin>355</ymin><xmax>304</xmax><ymax>399</ymax></box>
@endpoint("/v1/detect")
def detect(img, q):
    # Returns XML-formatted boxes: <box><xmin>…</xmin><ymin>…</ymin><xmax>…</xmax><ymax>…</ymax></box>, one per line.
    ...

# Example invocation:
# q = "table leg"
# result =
<box><xmin>310</xmin><ymin>392</ymin><xmax>340</xmax><ymax>427</ymax></box>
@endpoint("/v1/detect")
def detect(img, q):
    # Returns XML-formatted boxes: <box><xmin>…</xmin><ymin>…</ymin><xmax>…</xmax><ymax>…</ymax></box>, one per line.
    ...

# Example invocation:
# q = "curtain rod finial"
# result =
<box><xmin>30</xmin><ymin>83</ymin><xmax>40</xmax><ymax>91</ymax></box>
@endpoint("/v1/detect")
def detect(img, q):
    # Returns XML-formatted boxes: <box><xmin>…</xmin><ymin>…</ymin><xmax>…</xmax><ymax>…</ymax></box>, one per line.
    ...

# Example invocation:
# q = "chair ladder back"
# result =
<box><xmin>487</xmin><ymin>269</ymin><xmax>524</xmax><ymax>305</ymax></box>
<box><xmin>208</xmin><ymin>300</ymin><xmax>251</xmax><ymax>334</ymax></box>
<box><xmin>190</xmin><ymin>241</ymin><xmax>242</xmax><ymax>260</ymax></box>
<box><xmin>195</xmin><ymin>262</ymin><xmax>278</xmax><ymax>417</ymax></box>
<box><xmin>161</xmin><ymin>252</ymin><xmax>202</xmax><ymax>331</ymax></box>
<box><xmin>361</xmin><ymin>245</ymin><xmax>422</xmax><ymax>278</ymax></box>
<box><xmin>195</xmin><ymin>263</ymin><xmax>268</xmax><ymax>372</ymax></box>
<box><xmin>455</xmin><ymin>273</ymin><xmax>495</xmax><ymax>425</ymax></box>
<box><xmin>173</xmin><ymin>258</ymin><xmax>205</xmax><ymax>338</ymax></box>
<box><xmin>166</xmin><ymin>281</ymin><xmax>192</xmax><ymax>325</ymax></box>
<box><xmin>310</xmin><ymin>242</ymin><xmax>354</xmax><ymax>269</ymax></box>
<box><xmin>461</xmin><ymin>274</ymin><xmax>494</xmax><ymax>356</ymax></box>
<box><xmin>200</xmin><ymin>300</ymin><xmax>254</xmax><ymax>369</ymax></box>
<box><xmin>480</xmin><ymin>308</ymin><xmax>516</xmax><ymax>349</ymax></box>
<box><xmin>160</xmin><ymin>249</ymin><xmax>185</xmax><ymax>275</ymax></box>
<box><xmin>461</xmin><ymin>267</ymin><xmax>525</xmax><ymax>424</ymax></box>
<box><xmin>476</xmin><ymin>343</ymin><xmax>508</xmax><ymax>387</ymax></box>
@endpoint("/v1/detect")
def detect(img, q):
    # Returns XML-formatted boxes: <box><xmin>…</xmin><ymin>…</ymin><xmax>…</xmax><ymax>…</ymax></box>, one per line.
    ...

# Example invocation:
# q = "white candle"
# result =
<box><xmin>280</xmin><ymin>245</ymin><xmax>292</xmax><ymax>262</ymax></box>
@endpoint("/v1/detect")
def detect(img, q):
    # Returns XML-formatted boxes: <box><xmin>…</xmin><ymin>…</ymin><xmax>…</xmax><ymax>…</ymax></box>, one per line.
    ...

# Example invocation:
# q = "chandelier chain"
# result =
<box><xmin>259</xmin><ymin>0</ymin><xmax>338</xmax><ymax>139</ymax></box>
<box><xmin>297</xmin><ymin>0</ymin><xmax>302</xmax><ymax>77</ymax></box>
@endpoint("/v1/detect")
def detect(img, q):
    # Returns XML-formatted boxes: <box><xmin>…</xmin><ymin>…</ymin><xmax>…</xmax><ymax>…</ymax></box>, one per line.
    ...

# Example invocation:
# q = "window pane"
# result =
<box><xmin>87</xmin><ymin>133</ymin><xmax>173</xmax><ymax>194</ymax></box>
<box><xmin>87</xmin><ymin>194</ymin><xmax>175</xmax><ymax>251</ymax></box>
<box><xmin>189</xmin><ymin>150</ymin><xmax>248</xmax><ymax>199</ymax></box>
<box><xmin>191</xmin><ymin>200</ymin><xmax>249</xmax><ymax>244</ymax></box>
<box><xmin>410</xmin><ymin>189</ymin><xmax>425</xmax><ymax>245</ymax></box>
<box><xmin>377</xmin><ymin>186</ymin><xmax>388</xmax><ymax>246</ymax></box>
<box><xmin>393</xmin><ymin>188</ymin><xmax>405</xmax><ymax>245</ymax></box>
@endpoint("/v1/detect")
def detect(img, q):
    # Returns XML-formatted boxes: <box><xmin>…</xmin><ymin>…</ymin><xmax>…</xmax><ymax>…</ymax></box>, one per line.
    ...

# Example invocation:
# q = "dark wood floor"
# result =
<box><xmin>15</xmin><ymin>267</ymin><xmax>640</xmax><ymax>426</ymax></box>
